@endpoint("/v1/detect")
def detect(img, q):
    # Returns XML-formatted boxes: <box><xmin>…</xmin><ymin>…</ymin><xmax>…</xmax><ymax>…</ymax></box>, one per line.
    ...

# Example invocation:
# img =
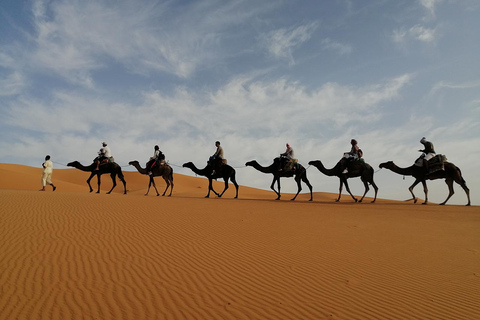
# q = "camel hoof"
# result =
<box><xmin>466</xmin><ymin>203</ymin><xmax>471</xmax><ymax>206</ymax></box>
<box><xmin>422</xmin><ymin>202</ymin><xmax>428</xmax><ymax>205</ymax></box>
<box><xmin>439</xmin><ymin>203</ymin><xmax>445</xmax><ymax>205</ymax></box>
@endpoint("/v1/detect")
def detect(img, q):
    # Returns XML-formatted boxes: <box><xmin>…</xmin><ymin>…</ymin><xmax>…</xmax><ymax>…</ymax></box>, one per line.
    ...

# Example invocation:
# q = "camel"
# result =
<box><xmin>67</xmin><ymin>161</ymin><xmax>127</xmax><ymax>194</ymax></box>
<box><xmin>245</xmin><ymin>158</ymin><xmax>313</xmax><ymax>201</ymax></box>
<box><xmin>379</xmin><ymin>161</ymin><xmax>470</xmax><ymax>206</ymax></box>
<box><xmin>128</xmin><ymin>161</ymin><xmax>174</xmax><ymax>196</ymax></box>
<box><xmin>182</xmin><ymin>162</ymin><xmax>239</xmax><ymax>198</ymax></box>
<box><xmin>308</xmin><ymin>159</ymin><xmax>378</xmax><ymax>203</ymax></box>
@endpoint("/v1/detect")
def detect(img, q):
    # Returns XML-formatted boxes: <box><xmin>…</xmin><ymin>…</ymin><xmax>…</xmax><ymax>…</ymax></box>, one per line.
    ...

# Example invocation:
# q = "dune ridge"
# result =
<box><xmin>0</xmin><ymin>163</ymin><xmax>479</xmax><ymax>319</ymax></box>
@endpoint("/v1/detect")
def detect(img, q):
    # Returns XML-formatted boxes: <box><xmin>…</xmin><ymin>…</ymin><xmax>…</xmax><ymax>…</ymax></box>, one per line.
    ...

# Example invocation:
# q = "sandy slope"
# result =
<box><xmin>0</xmin><ymin>163</ymin><xmax>479</xmax><ymax>320</ymax></box>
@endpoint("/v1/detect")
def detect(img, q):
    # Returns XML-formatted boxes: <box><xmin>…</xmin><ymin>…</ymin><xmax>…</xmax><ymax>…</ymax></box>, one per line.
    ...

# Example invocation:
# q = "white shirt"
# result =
<box><xmin>43</xmin><ymin>160</ymin><xmax>53</xmax><ymax>174</ymax></box>
<box><xmin>103</xmin><ymin>146</ymin><xmax>112</xmax><ymax>158</ymax></box>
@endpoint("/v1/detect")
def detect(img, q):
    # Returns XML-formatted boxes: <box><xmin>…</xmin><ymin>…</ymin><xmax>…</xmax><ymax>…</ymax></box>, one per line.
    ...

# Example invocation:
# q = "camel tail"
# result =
<box><xmin>170</xmin><ymin>168</ymin><xmax>174</xmax><ymax>181</ymax></box>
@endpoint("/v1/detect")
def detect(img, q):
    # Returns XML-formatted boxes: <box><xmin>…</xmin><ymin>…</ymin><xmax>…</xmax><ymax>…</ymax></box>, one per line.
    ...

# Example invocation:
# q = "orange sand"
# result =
<box><xmin>0</xmin><ymin>163</ymin><xmax>479</xmax><ymax>320</ymax></box>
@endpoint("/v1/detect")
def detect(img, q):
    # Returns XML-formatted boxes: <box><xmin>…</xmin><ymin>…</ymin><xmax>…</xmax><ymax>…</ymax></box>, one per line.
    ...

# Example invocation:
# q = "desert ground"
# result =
<box><xmin>0</xmin><ymin>163</ymin><xmax>479</xmax><ymax>320</ymax></box>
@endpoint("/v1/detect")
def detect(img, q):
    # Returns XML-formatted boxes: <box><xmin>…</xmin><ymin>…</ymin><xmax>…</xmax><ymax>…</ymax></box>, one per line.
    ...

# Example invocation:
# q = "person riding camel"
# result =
<box><xmin>341</xmin><ymin>139</ymin><xmax>363</xmax><ymax>174</ymax></box>
<box><xmin>209</xmin><ymin>141</ymin><xmax>225</xmax><ymax>175</ymax></box>
<box><xmin>147</xmin><ymin>145</ymin><xmax>165</xmax><ymax>175</ymax></box>
<box><xmin>95</xmin><ymin>142</ymin><xmax>113</xmax><ymax>171</ymax></box>
<box><xmin>416</xmin><ymin>137</ymin><xmax>436</xmax><ymax>172</ymax></box>
<box><xmin>279</xmin><ymin>143</ymin><xmax>296</xmax><ymax>172</ymax></box>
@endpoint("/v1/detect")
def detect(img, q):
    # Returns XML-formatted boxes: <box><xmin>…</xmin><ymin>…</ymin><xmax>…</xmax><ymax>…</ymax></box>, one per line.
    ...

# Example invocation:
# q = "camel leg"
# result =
<box><xmin>452</xmin><ymin>176</ymin><xmax>470</xmax><ymax>206</ymax></box>
<box><xmin>231</xmin><ymin>175</ymin><xmax>239</xmax><ymax>199</ymax></box>
<box><xmin>358</xmin><ymin>179</ymin><xmax>370</xmax><ymax>203</ymax></box>
<box><xmin>218</xmin><ymin>178</ymin><xmax>230</xmax><ymax>198</ymax></box>
<box><xmin>291</xmin><ymin>176</ymin><xmax>302</xmax><ymax>201</ymax></box>
<box><xmin>301</xmin><ymin>175</ymin><xmax>313</xmax><ymax>201</ymax></box>
<box><xmin>206</xmin><ymin>178</ymin><xmax>219</xmax><ymax>198</ymax></box>
<box><xmin>270</xmin><ymin>177</ymin><xmax>281</xmax><ymax>200</ymax></box>
<box><xmin>459</xmin><ymin>181</ymin><xmax>471</xmax><ymax>206</ymax></box>
<box><xmin>342</xmin><ymin>177</ymin><xmax>358</xmax><ymax>203</ymax></box>
<box><xmin>370</xmin><ymin>180</ymin><xmax>378</xmax><ymax>203</ymax></box>
<box><xmin>120</xmin><ymin>176</ymin><xmax>127</xmax><ymax>195</ymax></box>
<box><xmin>421</xmin><ymin>180</ymin><xmax>428</xmax><ymax>205</ymax></box>
<box><xmin>145</xmin><ymin>177</ymin><xmax>152</xmax><ymax>195</ymax></box>
<box><xmin>151</xmin><ymin>177</ymin><xmax>160</xmax><ymax>196</ymax></box>
<box><xmin>96</xmin><ymin>174</ymin><xmax>102</xmax><ymax>193</ymax></box>
<box><xmin>168</xmin><ymin>178</ymin><xmax>174</xmax><ymax>197</ymax></box>
<box><xmin>161</xmin><ymin>177</ymin><xmax>170</xmax><ymax>196</ymax></box>
<box><xmin>106</xmin><ymin>173</ymin><xmax>117</xmax><ymax>194</ymax></box>
<box><xmin>206</xmin><ymin>179</ymin><xmax>212</xmax><ymax>198</ymax></box>
<box><xmin>439</xmin><ymin>179</ymin><xmax>455</xmax><ymax>205</ymax></box>
<box><xmin>336</xmin><ymin>179</ymin><xmax>343</xmax><ymax>202</ymax></box>
<box><xmin>86</xmin><ymin>172</ymin><xmax>95</xmax><ymax>193</ymax></box>
<box><xmin>407</xmin><ymin>179</ymin><xmax>422</xmax><ymax>203</ymax></box>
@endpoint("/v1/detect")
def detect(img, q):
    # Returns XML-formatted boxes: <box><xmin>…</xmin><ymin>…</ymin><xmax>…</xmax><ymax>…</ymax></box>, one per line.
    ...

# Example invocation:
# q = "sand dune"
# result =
<box><xmin>0</xmin><ymin>163</ymin><xmax>479</xmax><ymax>320</ymax></box>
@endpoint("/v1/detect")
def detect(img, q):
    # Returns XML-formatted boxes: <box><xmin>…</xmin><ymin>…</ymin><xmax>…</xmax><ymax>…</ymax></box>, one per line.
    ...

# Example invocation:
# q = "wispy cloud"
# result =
<box><xmin>0</xmin><ymin>72</ymin><xmax>24</xmax><ymax>96</ymax></box>
<box><xmin>393</xmin><ymin>24</ymin><xmax>437</xmax><ymax>45</ymax></box>
<box><xmin>261</xmin><ymin>22</ymin><xmax>319</xmax><ymax>65</ymax></box>
<box><xmin>25</xmin><ymin>0</ymin><xmax>275</xmax><ymax>85</ymax></box>
<box><xmin>419</xmin><ymin>0</ymin><xmax>442</xmax><ymax>21</ymax></box>
<box><xmin>321</xmin><ymin>38</ymin><xmax>352</xmax><ymax>55</ymax></box>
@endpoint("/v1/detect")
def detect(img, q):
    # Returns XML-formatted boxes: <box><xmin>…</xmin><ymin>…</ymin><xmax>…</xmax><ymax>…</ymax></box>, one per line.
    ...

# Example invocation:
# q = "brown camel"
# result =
<box><xmin>245</xmin><ymin>158</ymin><xmax>313</xmax><ymax>201</ymax></box>
<box><xmin>379</xmin><ymin>161</ymin><xmax>470</xmax><ymax>206</ymax></box>
<box><xmin>182</xmin><ymin>162</ymin><xmax>239</xmax><ymax>198</ymax></box>
<box><xmin>308</xmin><ymin>159</ymin><xmax>378</xmax><ymax>203</ymax></box>
<box><xmin>129</xmin><ymin>161</ymin><xmax>174</xmax><ymax>196</ymax></box>
<box><xmin>67</xmin><ymin>160</ymin><xmax>127</xmax><ymax>194</ymax></box>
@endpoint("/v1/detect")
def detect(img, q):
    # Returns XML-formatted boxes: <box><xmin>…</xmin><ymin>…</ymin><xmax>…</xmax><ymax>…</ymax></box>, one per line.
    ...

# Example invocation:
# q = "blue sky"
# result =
<box><xmin>1</xmin><ymin>0</ymin><xmax>479</xmax><ymax>205</ymax></box>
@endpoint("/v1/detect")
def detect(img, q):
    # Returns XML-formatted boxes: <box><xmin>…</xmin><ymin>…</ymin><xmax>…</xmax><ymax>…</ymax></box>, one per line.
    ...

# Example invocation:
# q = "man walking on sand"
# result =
<box><xmin>40</xmin><ymin>155</ymin><xmax>56</xmax><ymax>191</ymax></box>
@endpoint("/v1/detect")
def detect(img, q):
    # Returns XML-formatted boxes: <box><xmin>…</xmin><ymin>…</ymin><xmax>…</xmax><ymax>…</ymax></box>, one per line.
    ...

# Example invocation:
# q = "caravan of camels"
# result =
<box><xmin>66</xmin><ymin>138</ymin><xmax>471</xmax><ymax>206</ymax></box>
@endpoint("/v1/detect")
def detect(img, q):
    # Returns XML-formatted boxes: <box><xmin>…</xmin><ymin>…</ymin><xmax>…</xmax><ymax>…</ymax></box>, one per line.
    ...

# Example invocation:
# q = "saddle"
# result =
<box><xmin>415</xmin><ymin>154</ymin><xmax>447</xmax><ymax>174</ymax></box>
<box><xmin>277</xmin><ymin>156</ymin><xmax>298</xmax><ymax>172</ymax></box>
<box><xmin>427</xmin><ymin>154</ymin><xmax>447</xmax><ymax>174</ymax></box>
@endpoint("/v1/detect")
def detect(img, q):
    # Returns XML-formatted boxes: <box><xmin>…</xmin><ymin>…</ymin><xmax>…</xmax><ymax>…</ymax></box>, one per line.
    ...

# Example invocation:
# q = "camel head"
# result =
<box><xmin>128</xmin><ymin>160</ymin><xmax>139</xmax><ymax>166</ymax></box>
<box><xmin>245</xmin><ymin>160</ymin><xmax>257</xmax><ymax>167</ymax></box>
<box><xmin>379</xmin><ymin>161</ymin><xmax>394</xmax><ymax>169</ymax></box>
<box><xmin>67</xmin><ymin>161</ymin><xmax>80</xmax><ymax>167</ymax></box>
<box><xmin>182</xmin><ymin>162</ymin><xmax>194</xmax><ymax>168</ymax></box>
<box><xmin>308</xmin><ymin>160</ymin><xmax>322</xmax><ymax>166</ymax></box>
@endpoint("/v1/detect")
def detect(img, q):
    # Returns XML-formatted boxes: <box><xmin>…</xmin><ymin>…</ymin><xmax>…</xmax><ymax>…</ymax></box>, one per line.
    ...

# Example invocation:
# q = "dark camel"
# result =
<box><xmin>309</xmin><ymin>159</ymin><xmax>378</xmax><ymax>203</ymax></box>
<box><xmin>245</xmin><ymin>158</ymin><xmax>313</xmax><ymax>201</ymax></box>
<box><xmin>129</xmin><ymin>161</ymin><xmax>174</xmax><ymax>196</ymax></box>
<box><xmin>379</xmin><ymin>161</ymin><xmax>470</xmax><ymax>206</ymax></box>
<box><xmin>67</xmin><ymin>161</ymin><xmax>127</xmax><ymax>194</ymax></box>
<box><xmin>182</xmin><ymin>162</ymin><xmax>239</xmax><ymax>198</ymax></box>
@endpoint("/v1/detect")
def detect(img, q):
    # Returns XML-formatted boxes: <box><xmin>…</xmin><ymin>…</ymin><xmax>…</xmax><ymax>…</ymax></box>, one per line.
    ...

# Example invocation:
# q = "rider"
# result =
<box><xmin>341</xmin><ymin>139</ymin><xmax>363</xmax><ymax>174</ymax></box>
<box><xmin>210</xmin><ymin>141</ymin><xmax>224</xmax><ymax>175</ymax></box>
<box><xmin>95</xmin><ymin>142</ymin><xmax>113</xmax><ymax>171</ymax></box>
<box><xmin>416</xmin><ymin>137</ymin><xmax>436</xmax><ymax>172</ymax></box>
<box><xmin>147</xmin><ymin>145</ymin><xmax>165</xmax><ymax>175</ymax></box>
<box><xmin>279</xmin><ymin>143</ymin><xmax>296</xmax><ymax>171</ymax></box>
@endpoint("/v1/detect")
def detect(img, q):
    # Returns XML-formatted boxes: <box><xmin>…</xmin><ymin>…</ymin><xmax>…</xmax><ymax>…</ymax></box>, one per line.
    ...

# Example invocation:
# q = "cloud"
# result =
<box><xmin>419</xmin><ymin>0</ymin><xmax>442</xmax><ymax>21</ymax></box>
<box><xmin>25</xmin><ymin>0</ymin><xmax>275</xmax><ymax>85</ymax></box>
<box><xmin>0</xmin><ymin>72</ymin><xmax>24</xmax><ymax>96</ymax></box>
<box><xmin>393</xmin><ymin>25</ymin><xmax>437</xmax><ymax>45</ymax></box>
<box><xmin>321</xmin><ymin>38</ymin><xmax>352</xmax><ymax>55</ymax></box>
<box><xmin>429</xmin><ymin>80</ymin><xmax>480</xmax><ymax>95</ymax></box>
<box><xmin>3</xmin><ymin>73</ymin><xmax>412</xmax><ymax>157</ymax></box>
<box><xmin>261</xmin><ymin>22</ymin><xmax>319</xmax><ymax>65</ymax></box>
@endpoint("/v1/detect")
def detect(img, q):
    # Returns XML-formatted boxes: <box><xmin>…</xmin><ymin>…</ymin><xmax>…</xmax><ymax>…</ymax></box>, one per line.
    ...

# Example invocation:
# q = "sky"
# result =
<box><xmin>1</xmin><ymin>0</ymin><xmax>479</xmax><ymax>205</ymax></box>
